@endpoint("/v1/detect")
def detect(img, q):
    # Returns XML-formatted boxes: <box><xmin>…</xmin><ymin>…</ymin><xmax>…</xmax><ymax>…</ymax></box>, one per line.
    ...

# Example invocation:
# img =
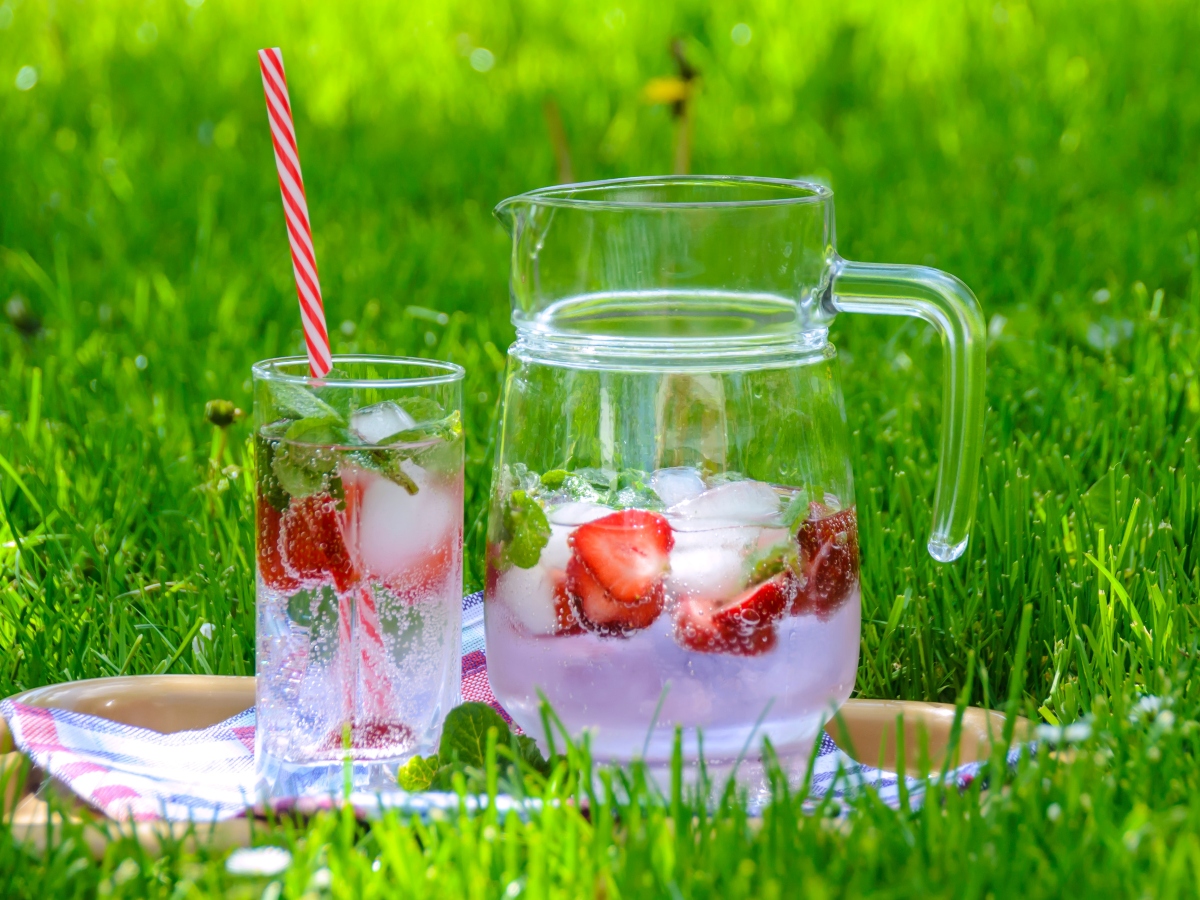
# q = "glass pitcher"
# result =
<box><xmin>485</xmin><ymin>176</ymin><xmax>984</xmax><ymax>786</ymax></box>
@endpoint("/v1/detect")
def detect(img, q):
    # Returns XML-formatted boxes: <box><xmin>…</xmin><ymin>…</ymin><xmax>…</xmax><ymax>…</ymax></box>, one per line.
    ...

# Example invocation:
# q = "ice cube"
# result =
<box><xmin>665</xmin><ymin>527</ymin><xmax>753</xmax><ymax>601</ymax></box>
<box><xmin>350</xmin><ymin>401</ymin><xmax>416</xmax><ymax>445</ymax></box>
<box><xmin>541</xmin><ymin>522</ymin><xmax>574</xmax><ymax>570</ymax></box>
<box><xmin>649</xmin><ymin>467</ymin><xmax>707</xmax><ymax>508</ymax></box>
<box><xmin>669</xmin><ymin>480</ymin><xmax>782</xmax><ymax>525</ymax></box>
<box><xmin>356</xmin><ymin>466</ymin><xmax>458</xmax><ymax>583</ymax></box>
<box><xmin>494</xmin><ymin>563</ymin><xmax>562</xmax><ymax>635</ymax></box>
<box><xmin>546</xmin><ymin>501</ymin><xmax>613</xmax><ymax>527</ymax></box>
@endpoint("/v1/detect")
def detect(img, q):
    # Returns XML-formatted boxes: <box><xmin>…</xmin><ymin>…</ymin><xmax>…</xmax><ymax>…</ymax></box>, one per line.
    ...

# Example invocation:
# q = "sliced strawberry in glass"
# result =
<box><xmin>567</xmin><ymin>510</ymin><xmax>674</xmax><ymax>604</ymax></box>
<box><xmin>552</xmin><ymin>571</ymin><xmax>585</xmax><ymax>636</ymax></box>
<box><xmin>317</xmin><ymin>719</ymin><xmax>413</xmax><ymax>757</ymax></box>
<box><xmin>791</xmin><ymin>505</ymin><xmax>859</xmax><ymax>618</ymax></box>
<box><xmin>257</xmin><ymin>495</ymin><xmax>300</xmax><ymax>591</ymax></box>
<box><xmin>280</xmin><ymin>491</ymin><xmax>361</xmax><ymax>593</ymax></box>
<box><xmin>384</xmin><ymin>526</ymin><xmax>460</xmax><ymax>602</ymax></box>
<box><xmin>567</xmin><ymin>555</ymin><xmax>665</xmax><ymax>636</ymax></box>
<box><xmin>673</xmin><ymin>573</ymin><xmax>791</xmax><ymax>656</ymax></box>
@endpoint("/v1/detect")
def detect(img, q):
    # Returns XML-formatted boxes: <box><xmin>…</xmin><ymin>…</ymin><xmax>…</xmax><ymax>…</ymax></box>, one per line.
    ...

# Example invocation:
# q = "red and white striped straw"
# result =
<box><xmin>258</xmin><ymin>47</ymin><xmax>332</xmax><ymax>378</ymax></box>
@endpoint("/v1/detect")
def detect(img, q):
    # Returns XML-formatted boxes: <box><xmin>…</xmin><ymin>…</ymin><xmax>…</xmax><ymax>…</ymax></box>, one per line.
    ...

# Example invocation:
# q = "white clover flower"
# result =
<box><xmin>225</xmin><ymin>846</ymin><xmax>292</xmax><ymax>877</ymax></box>
<box><xmin>1035</xmin><ymin>720</ymin><xmax>1092</xmax><ymax>745</ymax></box>
<box><xmin>1131</xmin><ymin>695</ymin><xmax>1163</xmax><ymax>717</ymax></box>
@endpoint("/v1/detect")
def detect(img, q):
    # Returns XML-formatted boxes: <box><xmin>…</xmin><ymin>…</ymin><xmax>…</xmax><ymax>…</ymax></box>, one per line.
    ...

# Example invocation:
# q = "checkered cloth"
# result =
<box><xmin>0</xmin><ymin>593</ymin><xmax>1018</xmax><ymax>822</ymax></box>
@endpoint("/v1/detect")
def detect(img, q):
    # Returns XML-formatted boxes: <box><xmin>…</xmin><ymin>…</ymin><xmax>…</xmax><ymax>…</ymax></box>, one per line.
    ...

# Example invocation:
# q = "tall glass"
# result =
<box><xmin>252</xmin><ymin>356</ymin><xmax>465</xmax><ymax>799</ymax></box>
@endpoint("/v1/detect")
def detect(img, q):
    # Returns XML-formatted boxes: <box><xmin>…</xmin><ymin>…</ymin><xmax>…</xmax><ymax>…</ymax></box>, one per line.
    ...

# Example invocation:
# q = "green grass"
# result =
<box><xmin>2</xmin><ymin>0</ymin><xmax>1200</xmax><ymax>894</ymax></box>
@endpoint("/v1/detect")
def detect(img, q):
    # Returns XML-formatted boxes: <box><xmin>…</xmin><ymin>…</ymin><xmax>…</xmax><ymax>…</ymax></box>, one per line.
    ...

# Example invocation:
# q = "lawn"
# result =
<box><xmin>2</xmin><ymin>0</ymin><xmax>1200</xmax><ymax>895</ymax></box>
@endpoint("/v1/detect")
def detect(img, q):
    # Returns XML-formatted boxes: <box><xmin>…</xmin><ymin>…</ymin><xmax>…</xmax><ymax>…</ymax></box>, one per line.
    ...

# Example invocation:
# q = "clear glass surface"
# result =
<box><xmin>252</xmin><ymin>356</ymin><xmax>464</xmax><ymax>799</ymax></box>
<box><xmin>489</xmin><ymin>176</ymin><xmax>984</xmax><ymax>789</ymax></box>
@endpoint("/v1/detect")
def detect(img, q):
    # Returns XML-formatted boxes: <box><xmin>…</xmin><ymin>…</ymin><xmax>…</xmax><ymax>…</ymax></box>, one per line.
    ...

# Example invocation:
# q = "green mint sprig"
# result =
<box><xmin>745</xmin><ymin>539</ymin><xmax>801</xmax><ymax>585</ymax></box>
<box><xmin>536</xmin><ymin>466</ymin><xmax>664</xmax><ymax>510</ymax></box>
<box><xmin>262</xmin><ymin>382</ymin><xmax>461</xmax><ymax>502</ymax></box>
<box><xmin>265</xmin><ymin>380</ymin><xmax>344</xmax><ymax>421</ymax></box>
<box><xmin>499</xmin><ymin>489</ymin><xmax>551</xmax><ymax>569</ymax></box>
<box><xmin>780</xmin><ymin>490</ymin><xmax>813</xmax><ymax>532</ymax></box>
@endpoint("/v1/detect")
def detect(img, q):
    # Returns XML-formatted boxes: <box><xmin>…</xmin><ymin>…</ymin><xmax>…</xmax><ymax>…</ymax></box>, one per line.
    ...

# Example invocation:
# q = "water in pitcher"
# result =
<box><xmin>484</xmin><ymin>464</ymin><xmax>860</xmax><ymax>775</ymax></box>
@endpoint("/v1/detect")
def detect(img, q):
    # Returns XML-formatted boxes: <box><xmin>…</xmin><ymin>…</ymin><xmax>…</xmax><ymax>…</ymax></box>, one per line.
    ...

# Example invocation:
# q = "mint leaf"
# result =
<box><xmin>351</xmin><ymin>411</ymin><xmax>463</xmax><ymax>487</ymax></box>
<box><xmin>255</xmin><ymin>434</ymin><xmax>290</xmax><ymax>512</ymax></box>
<box><xmin>376</xmin><ymin>410</ymin><xmax>463</xmax><ymax>448</ymax></box>
<box><xmin>262</xmin><ymin>416</ymin><xmax>367</xmax><ymax>501</ymax></box>
<box><xmin>706</xmin><ymin>469</ymin><xmax>748</xmax><ymax>488</ymax></box>
<box><xmin>550</xmin><ymin>473</ymin><xmax>602</xmax><ymax>504</ymax></box>
<box><xmin>349</xmin><ymin>449</ymin><xmax>420</xmax><ymax>494</ymax></box>
<box><xmin>414</xmin><ymin>415</ymin><xmax>463</xmax><ymax>476</ymax></box>
<box><xmin>284</xmin><ymin>416</ymin><xmax>358</xmax><ymax>446</ymax></box>
<box><xmin>781</xmin><ymin>490</ymin><xmax>814</xmax><ymax>532</ymax></box>
<box><xmin>271</xmin><ymin>442</ymin><xmax>329</xmax><ymax>497</ymax></box>
<box><xmin>611</xmin><ymin>469</ymin><xmax>664</xmax><ymax>510</ymax></box>
<box><xmin>438</xmin><ymin>702</ymin><xmax>511</xmax><ymax>768</ymax></box>
<box><xmin>396</xmin><ymin>396</ymin><xmax>445</xmax><ymax>424</ymax></box>
<box><xmin>502</xmin><ymin>490</ymin><xmax>550</xmax><ymax>569</ymax></box>
<box><xmin>285</xmin><ymin>587</ymin><xmax>339</xmax><ymax>663</ymax></box>
<box><xmin>313</xmin><ymin>368</ymin><xmax>353</xmax><ymax>420</ymax></box>
<box><xmin>266</xmin><ymin>380</ymin><xmax>343</xmax><ymax>422</ymax></box>
<box><xmin>746</xmin><ymin>539</ymin><xmax>800</xmax><ymax>585</ymax></box>
<box><xmin>397</xmin><ymin>754</ymin><xmax>441</xmax><ymax>791</ymax></box>
<box><xmin>574</xmin><ymin>467</ymin><xmax>617</xmax><ymax>494</ymax></box>
<box><xmin>286</xmin><ymin>586</ymin><xmax>337</xmax><ymax>629</ymax></box>
<box><xmin>513</xmin><ymin>734</ymin><xmax>550</xmax><ymax>776</ymax></box>
<box><xmin>393</xmin><ymin>702</ymin><xmax>551</xmax><ymax>794</ymax></box>
<box><xmin>539</xmin><ymin>469</ymin><xmax>569</xmax><ymax>490</ymax></box>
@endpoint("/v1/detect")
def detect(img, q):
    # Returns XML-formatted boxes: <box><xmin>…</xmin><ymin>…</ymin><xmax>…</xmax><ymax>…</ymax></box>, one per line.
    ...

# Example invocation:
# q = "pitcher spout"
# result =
<box><xmin>492</xmin><ymin>195</ymin><xmax>525</xmax><ymax>237</ymax></box>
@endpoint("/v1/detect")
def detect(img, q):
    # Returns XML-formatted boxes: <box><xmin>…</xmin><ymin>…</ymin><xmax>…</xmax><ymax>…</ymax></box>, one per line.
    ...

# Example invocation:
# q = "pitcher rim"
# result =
<box><xmin>494</xmin><ymin>175</ymin><xmax>832</xmax><ymax>214</ymax></box>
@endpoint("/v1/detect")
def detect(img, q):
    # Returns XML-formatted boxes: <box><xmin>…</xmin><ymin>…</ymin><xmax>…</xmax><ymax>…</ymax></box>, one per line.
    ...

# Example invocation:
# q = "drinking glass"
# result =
<box><xmin>252</xmin><ymin>355</ymin><xmax>465</xmax><ymax>798</ymax></box>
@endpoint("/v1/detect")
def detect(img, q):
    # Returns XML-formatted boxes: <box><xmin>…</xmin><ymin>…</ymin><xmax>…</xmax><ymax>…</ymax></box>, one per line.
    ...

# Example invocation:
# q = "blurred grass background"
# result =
<box><xmin>1</xmin><ymin>0</ymin><xmax>1198</xmax><ymax>718</ymax></box>
<box><xmin>5</xmin><ymin>0</ymin><xmax>1200</xmax><ymax>895</ymax></box>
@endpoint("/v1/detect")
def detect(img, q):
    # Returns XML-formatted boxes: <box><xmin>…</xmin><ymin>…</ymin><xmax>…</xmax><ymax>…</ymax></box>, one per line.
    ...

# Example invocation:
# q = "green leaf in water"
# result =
<box><xmin>781</xmin><ymin>490</ymin><xmax>814</xmax><ymax>532</ymax></box>
<box><xmin>266</xmin><ymin>380</ymin><xmax>344</xmax><ymax>422</ymax></box>
<box><xmin>746</xmin><ymin>539</ymin><xmax>801</xmax><ymax>585</ymax></box>
<box><xmin>539</xmin><ymin>469</ymin><xmax>570</xmax><ymax>490</ymax></box>
<box><xmin>501</xmin><ymin>490</ymin><xmax>551</xmax><ymax>569</ymax></box>
<box><xmin>284</xmin><ymin>416</ymin><xmax>357</xmax><ymax>446</ymax></box>
<box><xmin>395</xmin><ymin>395</ymin><xmax>446</xmax><ymax>424</ymax></box>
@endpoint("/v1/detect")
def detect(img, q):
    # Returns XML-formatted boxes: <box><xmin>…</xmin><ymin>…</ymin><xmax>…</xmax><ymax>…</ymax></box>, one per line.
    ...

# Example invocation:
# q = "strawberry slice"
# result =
<box><xmin>567</xmin><ymin>510</ymin><xmax>674</xmax><ymax>604</ymax></box>
<box><xmin>385</xmin><ymin>526</ymin><xmax>460</xmax><ymax>602</ymax></box>
<box><xmin>484</xmin><ymin>543</ymin><xmax>503</xmax><ymax>598</ymax></box>
<box><xmin>280</xmin><ymin>491</ymin><xmax>361</xmax><ymax>593</ymax></box>
<box><xmin>552</xmin><ymin>572</ymin><xmax>585</xmax><ymax>636</ymax></box>
<box><xmin>567</xmin><ymin>556</ymin><xmax>664</xmax><ymax>635</ymax></box>
<box><xmin>317</xmin><ymin>719</ymin><xmax>413</xmax><ymax>757</ymax></box>
<box><xmin>673</xmin><ymin>573</ymin><xmax>791</xmax><ymax>656</ymax></box>
<box><xmin>257</xmin><ymin>495</ymin><xmax>299</xmax><ymax>592</ymax></box>
<box><xmin>791</xmin><ymin>505</ymin><xmax>859</xmax><ymax>618</ymax></box>
<box><xmin>564</xmin><ymin>510</ymin><xmax>673</xmax><ymax>635</ymax></box>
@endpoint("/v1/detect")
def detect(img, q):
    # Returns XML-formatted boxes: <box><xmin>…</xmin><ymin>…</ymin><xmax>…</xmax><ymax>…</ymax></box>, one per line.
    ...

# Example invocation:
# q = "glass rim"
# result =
<box><xmin>494</xmin><ymin>175</ymin><xmax>833</xmax><ymax>213</ymax></box>
<box><xmin>252</xmin><ymin>355</ymin><xmax>465</xmax><ymax>389</ymax></box>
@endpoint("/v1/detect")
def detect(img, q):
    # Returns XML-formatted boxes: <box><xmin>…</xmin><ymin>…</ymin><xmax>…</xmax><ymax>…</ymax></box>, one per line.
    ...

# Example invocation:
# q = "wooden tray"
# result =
<box><xmin>0</xmin><ymin>675</ymin><xmax>1026</xmax><ymax>853</ymax></box>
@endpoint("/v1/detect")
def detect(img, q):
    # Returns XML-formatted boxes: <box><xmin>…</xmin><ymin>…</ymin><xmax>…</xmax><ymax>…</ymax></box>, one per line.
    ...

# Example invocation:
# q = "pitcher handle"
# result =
<box><xmin>831</xmin><ymin>256</ymin><xmax>986</xmax><ymax>562</ymax></box>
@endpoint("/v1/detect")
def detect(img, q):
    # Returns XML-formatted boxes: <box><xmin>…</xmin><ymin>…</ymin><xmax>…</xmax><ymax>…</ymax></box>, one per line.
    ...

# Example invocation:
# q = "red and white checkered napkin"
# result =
<box><xmin>0</xmin><ymin>593</ymin><xmax>1009</xmax><ymax>822</ymax></box>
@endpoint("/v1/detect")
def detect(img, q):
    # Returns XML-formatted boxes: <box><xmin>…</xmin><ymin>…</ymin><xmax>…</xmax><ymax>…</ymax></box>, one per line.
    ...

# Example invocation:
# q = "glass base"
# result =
<box><xmin>256</xmin><ymin>753</ymin><xmax>413</xmax><ymax>802</ymax></box>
